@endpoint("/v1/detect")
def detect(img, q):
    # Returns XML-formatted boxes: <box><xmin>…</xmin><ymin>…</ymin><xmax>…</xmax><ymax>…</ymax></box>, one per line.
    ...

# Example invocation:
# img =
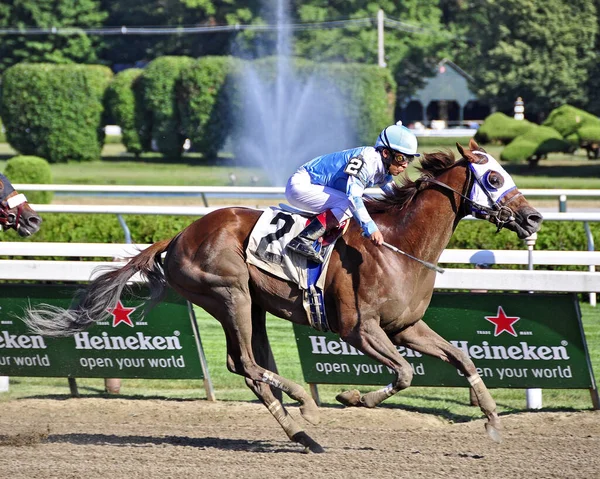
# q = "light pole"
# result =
<box><xmin>514</xmin><ymin>97</ymin><xmax>525</xmax><ymax>120</ymax></box>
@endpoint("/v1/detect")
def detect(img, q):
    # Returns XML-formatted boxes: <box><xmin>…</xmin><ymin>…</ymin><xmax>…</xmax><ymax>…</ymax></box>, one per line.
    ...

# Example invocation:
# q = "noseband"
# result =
<box><xmin>419</xmin><ymin>161</ymin><xmax>522</xmax><ymax>233</ymax></box>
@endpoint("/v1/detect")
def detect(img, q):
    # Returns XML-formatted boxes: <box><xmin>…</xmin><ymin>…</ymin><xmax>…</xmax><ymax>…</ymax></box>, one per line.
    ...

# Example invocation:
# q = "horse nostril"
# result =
<box><xmin>28</xmin><ymin>215</ymin><xmax>43</xmax><ymax>227</ymax></box>
<box><xmin>528</xmin><ymin>213</ymin><xmax>543</xmax><ymax>225</ymax></box>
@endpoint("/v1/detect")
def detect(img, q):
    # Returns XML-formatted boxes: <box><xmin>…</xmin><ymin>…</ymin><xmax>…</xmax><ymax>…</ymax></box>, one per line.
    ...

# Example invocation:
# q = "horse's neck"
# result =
<box><xmin>387</xmin><ymin>170</ymin><xmax>467</xmax><ymax>264</ymax></box>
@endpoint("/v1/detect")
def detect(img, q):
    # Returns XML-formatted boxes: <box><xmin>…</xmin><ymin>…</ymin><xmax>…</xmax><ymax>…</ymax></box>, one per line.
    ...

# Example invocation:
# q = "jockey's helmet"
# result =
<box><xmin>375</xmin><ymin>121</ymin><xmax>420</xmax><ymax>158</ymax></box>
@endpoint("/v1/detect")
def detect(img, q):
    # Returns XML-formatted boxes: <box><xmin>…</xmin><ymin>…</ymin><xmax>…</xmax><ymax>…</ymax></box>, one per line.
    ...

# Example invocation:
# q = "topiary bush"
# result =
<box><xmin>500</xmin><ymin>125</ymin><xmax>571</xmax><ymax>163</ymax></box>
<box><xmin>1</xmin><ymin>63</ymin><xmax>113</xmax><ymax>163</ymax></box>
<box><xmin>142</xmin><ymin>56</ymin><xmax>194</xmax><ymax>159</ymax></box>
<box><xmin>542</xmin><ymin>104</ymin><xmax>600</xmax><ymax>138</ymax></box>
<box><xmin>3</xmin><ymin>155</ymin><xmax>53</xmax><ymax>204</ymax></box>
<box><xmin>177</xmin><ymin>56</ymin><xmax>238</xmax><ymax>159</ymax></box>
<box><xmin>105</xmin><ymin>68</ymin><xmax>151</xmax><ymax>156</ymax></box>
<box><xmin>474</xmin><ymin>112</ymin><xmax>536</xmax><ymax>145</ymax></box>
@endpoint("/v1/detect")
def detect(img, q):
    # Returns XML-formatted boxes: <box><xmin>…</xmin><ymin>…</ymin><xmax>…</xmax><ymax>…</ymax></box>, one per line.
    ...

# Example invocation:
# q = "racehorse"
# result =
<box><xmin>0</xmin><ymin>173</ymin><xmax>42</xmax><ymax>236</ymax></box>
<box><xmin>24</xmin><ymin>139</ymin><xmax>542</xmax><ymax>453</ymax></box>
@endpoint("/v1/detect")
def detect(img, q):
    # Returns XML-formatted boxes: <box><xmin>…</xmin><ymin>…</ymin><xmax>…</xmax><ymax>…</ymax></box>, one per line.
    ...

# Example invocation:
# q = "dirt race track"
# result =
<box><xmin>1</xmin><ymin>398</ymin><xmax>598</xmax><ymax>479</ymax></box>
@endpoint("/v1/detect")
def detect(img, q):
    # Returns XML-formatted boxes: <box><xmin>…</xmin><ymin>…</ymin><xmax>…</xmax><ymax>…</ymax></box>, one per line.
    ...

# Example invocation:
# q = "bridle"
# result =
<box><xmin>0</xmin><ymin>174</ymin><xmax>28</xmax><ymax>231</ymax></box>
<box><xmin>419</xmin><ymin>155</ymin><xmax>523</xmax><ymax>233</ymax></box>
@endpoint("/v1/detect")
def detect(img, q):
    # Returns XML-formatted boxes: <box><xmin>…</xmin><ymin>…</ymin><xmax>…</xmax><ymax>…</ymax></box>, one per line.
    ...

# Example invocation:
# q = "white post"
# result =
<box><xmin>514</xmin><ymin>97</ymin><xmax>525</xmax><ymax>120</ymax></box>
<box><xmin>377</xmin><ymin>9</ymin><xmax>387</xmax><ymax>68</ymax></box>
<box><xmin>0</xmin><ymin>376</ymin><xmax>9</xmax><ymax>392</ymax></box>
<box><xmin>525</xmin><ymin>232</ymin><xmax>543</xmax><ymax>409</ymax></box>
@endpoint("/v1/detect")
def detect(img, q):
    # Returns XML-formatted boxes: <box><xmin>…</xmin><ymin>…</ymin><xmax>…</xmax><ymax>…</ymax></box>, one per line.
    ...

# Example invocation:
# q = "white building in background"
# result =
<box><xmin>400</xmin><ymin>59</ymin><xmax>490</xmax><ymax>130</ymax></box>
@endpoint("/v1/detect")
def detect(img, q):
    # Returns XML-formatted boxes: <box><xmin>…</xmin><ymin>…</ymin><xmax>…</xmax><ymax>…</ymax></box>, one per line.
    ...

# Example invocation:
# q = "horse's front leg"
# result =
<box><xmin>393</xmin><ymin>319</ymin><xmax>501</xmax><ymax>442</ymax></box>
<box><xmin>336</xmin><ymin>320</ymin><xmax>414</xmax><ymax>408</ymax></box>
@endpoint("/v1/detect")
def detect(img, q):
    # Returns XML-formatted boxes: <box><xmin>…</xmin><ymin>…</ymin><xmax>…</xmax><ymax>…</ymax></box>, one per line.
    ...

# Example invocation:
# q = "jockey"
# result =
<box><xmin>285</xmin><ymin>121</ymin><xmax>420</xmax><ymax>263</ymax></box>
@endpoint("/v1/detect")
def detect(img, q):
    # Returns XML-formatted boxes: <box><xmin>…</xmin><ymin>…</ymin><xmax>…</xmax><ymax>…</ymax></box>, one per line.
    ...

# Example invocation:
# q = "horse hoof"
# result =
<box><xmin>292</xmin><ymin>431</ymin><xmax>325</xmax><ymax>454</ymax></box>
<box><xmin>336</xmin><ymin>389</ymin><xmax>361</xmax><ymax>407</ymax></box>
<box><xmin>299</xmin><ymin>401</ymin><xmax>321</xmax><ymax>425</ymax></box>
<box><xmin>485</xmin><ymin>422</ymin><xmax>502</xmax><ymax>443</ymax></box>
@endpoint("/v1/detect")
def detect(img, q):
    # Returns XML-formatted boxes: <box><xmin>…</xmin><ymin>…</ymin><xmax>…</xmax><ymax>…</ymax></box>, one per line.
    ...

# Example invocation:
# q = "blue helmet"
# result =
<box><xmin>375</xmin><ymin>121</ymin><xmax>420</xmax><ymax>157</ymax></box>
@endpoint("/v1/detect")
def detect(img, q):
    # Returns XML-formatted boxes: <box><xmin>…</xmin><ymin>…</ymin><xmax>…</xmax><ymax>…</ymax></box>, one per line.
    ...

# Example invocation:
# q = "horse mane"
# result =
<box><xmin>366</xmin><ymin>150</ymin><xmax>459</xmax><ymax>214</ymax></box>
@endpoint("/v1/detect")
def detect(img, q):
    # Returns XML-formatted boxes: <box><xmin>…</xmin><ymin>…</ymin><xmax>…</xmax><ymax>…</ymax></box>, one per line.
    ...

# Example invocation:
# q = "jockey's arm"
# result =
<box><xmin>346</xmin><ymin>176</ymin><xmax>378</xmax><ymax>236</ymax></box>
<box><xmin>380</xmin><ymin>177</ymin><xmax>395</xmax><ymax>196</ymax></box>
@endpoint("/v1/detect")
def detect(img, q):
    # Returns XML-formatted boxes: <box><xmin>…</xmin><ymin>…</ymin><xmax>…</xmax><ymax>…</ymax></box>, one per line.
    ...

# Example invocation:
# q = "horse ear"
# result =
<box><xmin>456</xmin><ymin>142</ymin><xmax>466</xmax><ymax>157</ymax></box>
<box><xmin>469</xmin><ymin>138</ymin><xmax>480</xmax><ymax>151</ymax></box>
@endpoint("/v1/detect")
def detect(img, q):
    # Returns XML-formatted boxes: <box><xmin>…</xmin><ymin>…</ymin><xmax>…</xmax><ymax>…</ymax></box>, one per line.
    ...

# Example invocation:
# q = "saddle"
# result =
<box><xmin>246</xmin><ymin>205</ymin><xmax>348</xmax><ymax>331</ymax></box>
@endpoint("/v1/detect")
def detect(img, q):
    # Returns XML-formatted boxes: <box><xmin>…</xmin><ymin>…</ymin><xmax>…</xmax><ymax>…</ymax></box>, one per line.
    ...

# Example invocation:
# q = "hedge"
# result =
<box><xmin>1</xmin><ymin>63</ymin><xmax>112</xmax><ymax>163</ymax></box>
<box><xmin>142</xmin><ymin>56</ymin><xmax>194</xmax><ymax>158</ymax></box>
<box><xmin>474</xmin><ymin>112</ymin><xmax>535</xmax><ymax>145</ymax></box>
<box><xmin>177</xmin><ymin>56</ymin><xmax>238</xmax><ymax>159</ymax></box>
<box><xmin>542</xmin><ymin>104</ymin><xmax>600</xmax><ymax>138</ymax></box>
<box><xmin>500</xmin><ymin>125</ymin><xmax>571</xmax><ymax>163</ymax></box>
<box><xmin>105</xmin><ymin>68</ymin><xmax>151</xmax><ymax>155</ymax></box>
<box><xmin>2</xmin><ymin>156</ymin><xmax>53</xmax><ymax>204</ymax></box>
<box><xmin>0</xmin><ymin>213</ymin><xmax>596</xmax><ymax>273</ymax></box>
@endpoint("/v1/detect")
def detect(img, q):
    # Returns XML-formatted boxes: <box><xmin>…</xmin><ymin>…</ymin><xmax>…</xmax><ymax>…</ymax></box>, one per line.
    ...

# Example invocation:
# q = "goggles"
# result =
<box><xmin>390</xmin><ymin>150</ymin><xmax>415</xmax><ymax>166</ymax></box>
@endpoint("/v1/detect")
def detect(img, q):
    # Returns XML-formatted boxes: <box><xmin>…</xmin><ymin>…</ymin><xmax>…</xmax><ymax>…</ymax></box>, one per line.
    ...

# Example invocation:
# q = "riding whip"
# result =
<box><xmin>381</xmin><ymin>241</ymin><xmax>445</xmax><ymax>274</ymax></box>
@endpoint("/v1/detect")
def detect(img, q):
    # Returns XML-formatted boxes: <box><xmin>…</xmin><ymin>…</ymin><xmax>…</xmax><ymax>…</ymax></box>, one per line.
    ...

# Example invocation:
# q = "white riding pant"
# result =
<box><xmin>285</xmin><ymin>169</ymin><xmax>352</xmax><ymax>223</ymax></box>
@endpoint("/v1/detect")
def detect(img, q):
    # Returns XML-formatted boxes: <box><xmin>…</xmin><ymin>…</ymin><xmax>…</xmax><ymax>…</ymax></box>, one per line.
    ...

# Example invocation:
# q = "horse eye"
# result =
<box><xmin>486</xmin><ymin>171</ymin><xmax>504</xmax><ymax>189</ymax></box>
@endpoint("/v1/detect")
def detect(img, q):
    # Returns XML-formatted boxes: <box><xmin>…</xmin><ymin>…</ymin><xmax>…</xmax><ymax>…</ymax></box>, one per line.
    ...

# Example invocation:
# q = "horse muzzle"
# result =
<box><xmin>13</xmin><ymin>211</ymin><xmax>43</xmax><ymax>237</ymax></box>
<box><xmin>510</xmin><ymin>206</ymin><xmax>543</xmax><ymax>239</ymax></box>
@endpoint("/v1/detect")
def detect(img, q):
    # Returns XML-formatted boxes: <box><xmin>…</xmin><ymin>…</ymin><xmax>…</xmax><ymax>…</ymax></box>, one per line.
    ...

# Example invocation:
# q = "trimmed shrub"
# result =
<box><xmin>577</xmin><ymin>124</ymin><xmax>600</xmax><ymax>142</ymax></box>
<box><xmin>542</xmin><ymin>104</ymin><xmax>600</xmax><ymax>138</ymax></box>
<box><xmin>3</xmin><ymin>156</ymin><xmax>53</xmax><ymax>204</ymax></box>
<box><xmin>105</xmin><ymin>68</ymin><xmax>151</xmax><ymax>155</ymax></box>
<box><xmin>142</xmin><ymin>56</ymin><xmax>194</xmax><ymax>158</ymax></box>
<box><xmin>178</xmin><ymin>56</ymin><xmax>238</xmax><ymax>159</ymax></box>
<box><xmin>500</xmin><ymin>125</ymin><xmax>571</xmax><ymax>163</ymax></box>
<box><xmin>474</xmin><ymin>112</ymin><xmax>535</xmax><ymax>145</ymax></box>
<box><xmin>1</xmin><ymin>63</ymin><xmax>113</xmax><ymax>163</ymax></box>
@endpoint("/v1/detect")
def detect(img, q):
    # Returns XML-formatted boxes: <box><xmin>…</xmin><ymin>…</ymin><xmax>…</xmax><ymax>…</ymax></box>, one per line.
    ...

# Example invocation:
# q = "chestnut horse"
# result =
<box><xmin>0</xmin><ymin>173</ymin><xmax>42</xmax><ymax>236</ymax></box>
<box><xmin>24</xmin><ymin>140</ymin><xmax>542</xmax><ymax>453</ymax></box>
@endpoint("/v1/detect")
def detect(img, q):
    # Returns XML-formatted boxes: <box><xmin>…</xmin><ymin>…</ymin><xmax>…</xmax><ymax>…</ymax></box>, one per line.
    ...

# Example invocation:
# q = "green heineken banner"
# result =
<box><xmin>294</xmin><ymin>293</ymin><xmax>597</xmax><ymax>390</ymax></box>
<box><xmin>0</xmin><ymin>284</ymin><xmax>205</xmax><ymax>379</ymax></box>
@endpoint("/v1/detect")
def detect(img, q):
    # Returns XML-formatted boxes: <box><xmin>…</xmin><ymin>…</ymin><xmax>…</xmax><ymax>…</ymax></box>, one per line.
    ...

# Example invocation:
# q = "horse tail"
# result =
<box><xmin>23</xmin><ymin>238</ymin><xmax>174</xmax><ymax>337</ymax></box>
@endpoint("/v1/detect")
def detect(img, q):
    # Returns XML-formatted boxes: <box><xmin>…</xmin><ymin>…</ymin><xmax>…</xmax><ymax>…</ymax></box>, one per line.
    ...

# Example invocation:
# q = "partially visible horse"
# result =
<box><xmin>24</xmin><ymin>140</ymin><xmax>542</xmax><ymax>453</ymax></box>
<box><xmin>0</xmin><ymin>173</ymin><xmax>42</xmax><ymax>236</ymax></box>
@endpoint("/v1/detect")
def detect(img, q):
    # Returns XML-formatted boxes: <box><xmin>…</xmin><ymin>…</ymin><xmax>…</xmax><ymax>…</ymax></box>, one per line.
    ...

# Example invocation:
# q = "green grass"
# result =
<box><xmin>3</xmin><ymin>303</ymin><xmax>598</xmax><ymax>421</ymax></box>
<box><xmin>1</xmin><ymin>140</ymin><xmax>600</xmax><ymax>189</ymax></box>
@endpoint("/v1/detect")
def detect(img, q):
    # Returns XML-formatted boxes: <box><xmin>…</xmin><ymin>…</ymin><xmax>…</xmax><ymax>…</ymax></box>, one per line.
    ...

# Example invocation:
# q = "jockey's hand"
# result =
<box><xmin>370</xmin><ymin>230</ymin><xmax>384</xmax><ymax>246</ymax></box>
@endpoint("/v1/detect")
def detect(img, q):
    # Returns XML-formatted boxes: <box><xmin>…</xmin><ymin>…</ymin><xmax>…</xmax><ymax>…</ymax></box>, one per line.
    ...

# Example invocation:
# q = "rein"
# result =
<box><xmin>420</xmin><ymin>162</ymin><xmax>523</xmax><ymax>233</ymax></box>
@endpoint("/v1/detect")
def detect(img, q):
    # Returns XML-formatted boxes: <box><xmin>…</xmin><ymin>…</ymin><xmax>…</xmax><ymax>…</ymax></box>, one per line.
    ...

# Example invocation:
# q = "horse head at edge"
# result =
<box><xmin>455</xmin><ymin>138</ymin><xmax>543</xmax><ymax>240</ymax></box>
<box><xmin>0</xmin><ymin>173</ymin><xmax>42</xmax><ymax>237</ymax></box>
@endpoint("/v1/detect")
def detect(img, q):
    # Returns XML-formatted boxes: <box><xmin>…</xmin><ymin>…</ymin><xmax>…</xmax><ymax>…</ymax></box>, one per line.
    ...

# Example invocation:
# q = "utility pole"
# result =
<box><xmin>377</xmin><ymin>9</ymin><xmax>386</xmax><ymax>68</ymax></box>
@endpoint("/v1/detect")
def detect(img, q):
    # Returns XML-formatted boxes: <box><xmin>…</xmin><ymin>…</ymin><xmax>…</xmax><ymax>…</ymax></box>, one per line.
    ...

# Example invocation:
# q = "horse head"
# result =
<box><xmin>0</xmin><ymin>173</ymin><xmax>42</xmax><ymax>236</ymax></box>
<box><xmin>456</xmin><ymin>138</ymin><xmax>542</xmax><ymax>239</ymax></box>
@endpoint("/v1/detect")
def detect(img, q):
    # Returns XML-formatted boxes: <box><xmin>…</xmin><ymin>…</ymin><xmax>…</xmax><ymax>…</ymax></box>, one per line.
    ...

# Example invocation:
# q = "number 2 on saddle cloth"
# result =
<box><xmin>246</xmin><ymin>207</ymin><xmax>349</xmax><ymax>331</ymax></box>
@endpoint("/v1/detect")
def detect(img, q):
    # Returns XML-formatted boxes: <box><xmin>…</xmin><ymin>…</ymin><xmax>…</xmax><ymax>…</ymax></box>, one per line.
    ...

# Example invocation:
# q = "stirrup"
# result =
<box><xmin>287</xmin><ymin>238</ymin><xmax>324</xmax><ymax>264</ymax></box>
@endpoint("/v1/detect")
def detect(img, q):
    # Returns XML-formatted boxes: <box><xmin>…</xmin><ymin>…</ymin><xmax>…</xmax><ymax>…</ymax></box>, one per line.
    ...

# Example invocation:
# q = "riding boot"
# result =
<box><xmin>286</xmin><ymin>211</ymin><xmax>338</xmax><ymax>264</ymax></box>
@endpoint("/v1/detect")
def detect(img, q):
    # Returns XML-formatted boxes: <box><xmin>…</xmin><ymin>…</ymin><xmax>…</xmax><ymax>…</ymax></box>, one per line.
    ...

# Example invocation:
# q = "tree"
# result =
<box><xmin>0</xmin><ymin>0</ymin><xmax>107</xmax><ymax>74</ymax></box>
<box><xmin>99</xmin><ymin>0</ymin><xmax>262</xmax><ymax>67</ymax></box>
<box><xmin>290</xmin><ymin>1</ymin><xmax>448</xmax><ymax>108</ymax></box>
<box><xmin>453</xmin><ymin>0</ymin><xmax>597</xmax><ymax>120</ymax></box>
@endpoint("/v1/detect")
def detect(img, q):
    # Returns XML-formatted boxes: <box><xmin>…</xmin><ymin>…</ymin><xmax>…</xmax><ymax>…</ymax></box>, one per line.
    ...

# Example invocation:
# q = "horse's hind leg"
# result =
<box><xmin>393</xmin><ymin>320</ymin><xmax>501</xmax><ymax>442</ymax></box>
<box><xmin>219</xmin><ymin>302</ymin><xmax>323</xmax><ymax>453</ymax></box>
<box><xmin>250</xmin><ymin>303</ymin><xmax>282</xmax><ymax>402</ymax></box>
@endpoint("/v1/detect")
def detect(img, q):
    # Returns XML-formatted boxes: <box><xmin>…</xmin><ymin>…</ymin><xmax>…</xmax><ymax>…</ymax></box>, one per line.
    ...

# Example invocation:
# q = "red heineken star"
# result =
<box><xmin>107</xmin><ymin>300</ymin><xmax>136</xmax><ymax>328</ymax></box>
<box><xmin>485</xmin><ymin>306</ymin><xmax>520</xmax><ymax>337</ymax></box>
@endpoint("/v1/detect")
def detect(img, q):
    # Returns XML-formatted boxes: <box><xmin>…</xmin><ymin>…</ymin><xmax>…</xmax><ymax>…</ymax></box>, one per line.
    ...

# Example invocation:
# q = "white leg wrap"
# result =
<box><xmin>468</xmin><ymin>374</ymin><xmax>482</xmax><ymax>387</ymax></box>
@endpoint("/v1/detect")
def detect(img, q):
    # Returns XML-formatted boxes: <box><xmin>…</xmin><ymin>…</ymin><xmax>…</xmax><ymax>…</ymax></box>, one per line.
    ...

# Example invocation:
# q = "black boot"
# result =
<box><xmin>286</xmin><ymin>217</ymin><xmax>327</xmax><ymax>264</ymax></box>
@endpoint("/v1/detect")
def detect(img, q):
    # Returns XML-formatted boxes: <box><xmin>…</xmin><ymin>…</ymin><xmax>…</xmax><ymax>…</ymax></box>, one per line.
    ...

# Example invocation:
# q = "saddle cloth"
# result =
<box><xmin>246</xmin><ymin>206</ymin><xmax>342</xmax><ymax>291</ymax></box>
